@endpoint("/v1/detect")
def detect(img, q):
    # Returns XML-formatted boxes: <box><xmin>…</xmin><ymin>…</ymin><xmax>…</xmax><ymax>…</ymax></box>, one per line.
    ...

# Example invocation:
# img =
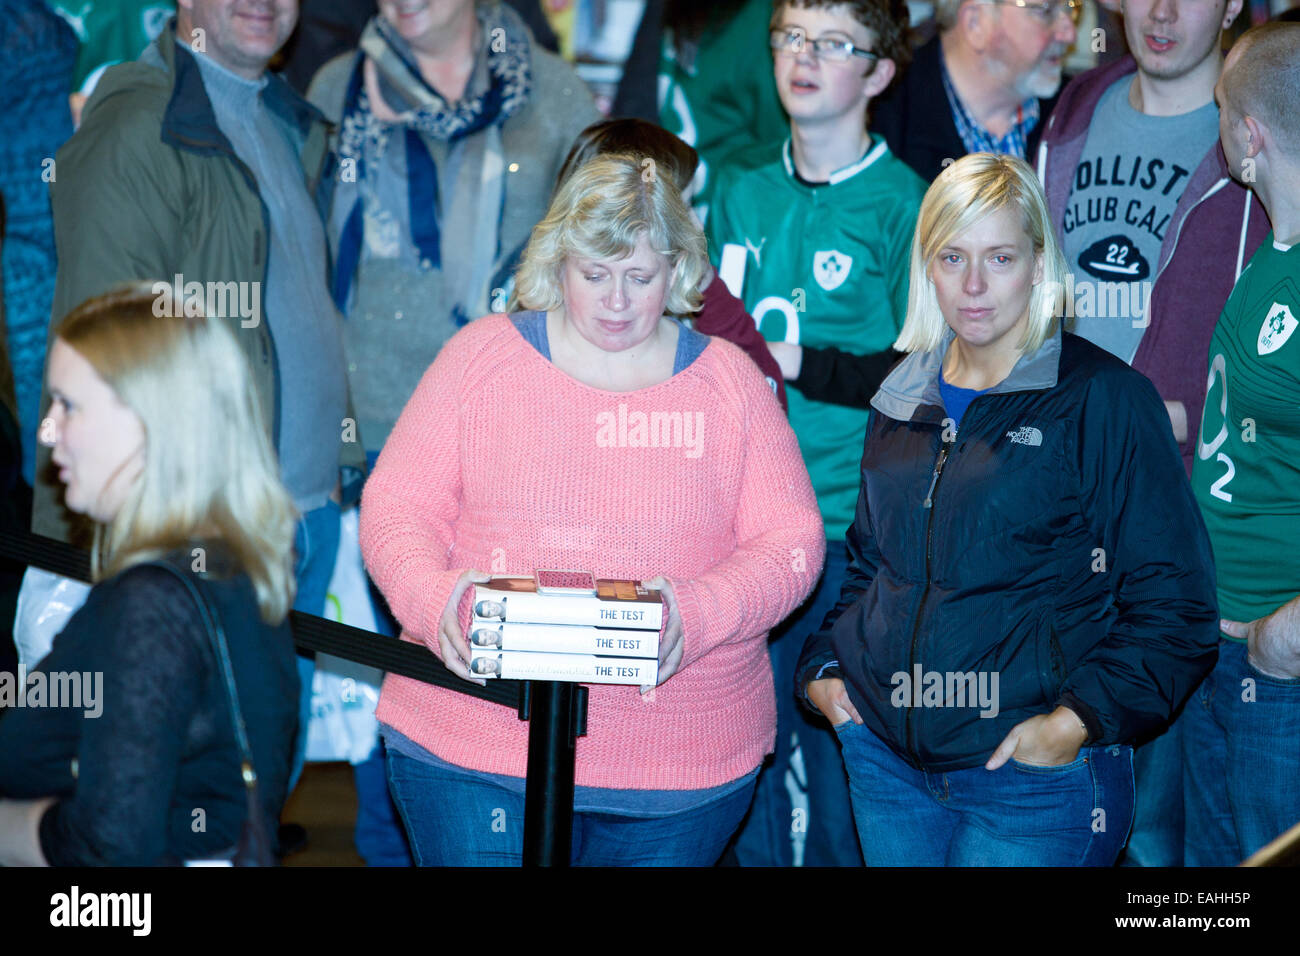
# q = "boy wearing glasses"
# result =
<box><xmin>1037</xmin><ymin>0</ymin><xmax>1265</xmax><ymax>867</ymax></box>
<box><xmin>706</xmin><ymin>0</ymin><xmax>925</xmax><ymax>867</ymax></box>
<box><xmin>871</xmin><ymin>0</ymin><xmax>1079</xmax><ymax>181</ymax></box>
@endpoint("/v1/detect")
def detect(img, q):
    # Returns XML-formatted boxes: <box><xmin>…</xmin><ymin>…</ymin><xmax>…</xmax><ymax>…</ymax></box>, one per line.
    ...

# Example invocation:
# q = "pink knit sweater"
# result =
<box><xmin>360</xmin><ymin>314</ymin><xmax>825</xmax><ymax>790</ymax></box>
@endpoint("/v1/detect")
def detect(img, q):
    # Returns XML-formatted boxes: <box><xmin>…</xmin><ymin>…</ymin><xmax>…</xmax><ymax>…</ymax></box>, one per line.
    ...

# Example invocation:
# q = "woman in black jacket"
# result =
<box><xmin>796</xmin><ymin>153</ymin><xmax>1219</xmax><ymax>866</ymax></box>
<box><xmin>0</xmin><ymin>284</ymin><xmax>299</xmax><ymax>866</ymax></box>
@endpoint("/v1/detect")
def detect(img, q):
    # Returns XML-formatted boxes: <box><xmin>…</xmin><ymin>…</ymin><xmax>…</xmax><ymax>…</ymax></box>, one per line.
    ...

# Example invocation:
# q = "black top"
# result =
<box><xmin>792</xmin><ymin>345</ymin><xmax>905</xmax><ymax>409</ymax></box>
<box><xmin>0</xmin><ymin>548</ymin><xmax>298</xmax><ymax>865</ymax></box>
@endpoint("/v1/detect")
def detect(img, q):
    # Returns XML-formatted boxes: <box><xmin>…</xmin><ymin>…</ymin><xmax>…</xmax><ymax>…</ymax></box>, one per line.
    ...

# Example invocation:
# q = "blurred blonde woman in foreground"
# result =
<box><xmin>0</xmin><ymin>284</ymin><xmax>300</xmax><ymax>866</ymax></box>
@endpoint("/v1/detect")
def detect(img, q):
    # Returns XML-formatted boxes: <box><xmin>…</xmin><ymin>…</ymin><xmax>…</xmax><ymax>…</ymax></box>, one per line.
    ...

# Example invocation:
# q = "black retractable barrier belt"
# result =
<box><xmin>2</xmin><ymin>527</ymin><xmax>522</xmax><ymax>708</ymax></box>
<box><xmin>289</xmin><ymin>609</ymin><xmax>520</xmax><ymax>707</ymax></box>
<box><xmin>1</xmin><ymin>527</ymin><xmax>91</xmax><ymax>583</ymax></box>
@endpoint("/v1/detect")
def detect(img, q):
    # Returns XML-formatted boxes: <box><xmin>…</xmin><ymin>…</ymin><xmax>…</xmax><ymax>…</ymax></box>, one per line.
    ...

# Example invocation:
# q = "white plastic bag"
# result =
<box><xmin>14</xmin><ymin>566</ymin><xmax>92</xmax><ymax>672</ymax></box>
<box><xmin>305</xmin><ymin>506</ymin><xmax>384</xmax><ymax>765</ymax></box>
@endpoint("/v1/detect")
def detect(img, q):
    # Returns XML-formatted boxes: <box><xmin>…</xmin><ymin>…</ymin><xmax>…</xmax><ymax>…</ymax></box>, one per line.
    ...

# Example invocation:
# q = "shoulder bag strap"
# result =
<box><xmin>144</xmin><ymin>558</ymin><xmax>276</xmax><ymax>865</ymax></box>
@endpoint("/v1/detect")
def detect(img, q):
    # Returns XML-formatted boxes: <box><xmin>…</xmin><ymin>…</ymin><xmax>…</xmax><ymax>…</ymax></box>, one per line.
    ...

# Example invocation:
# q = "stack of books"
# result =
<box><xmin>467</xmin><ymin>572</ymin><xmax>663</xmax><ymax>685</ymax></box>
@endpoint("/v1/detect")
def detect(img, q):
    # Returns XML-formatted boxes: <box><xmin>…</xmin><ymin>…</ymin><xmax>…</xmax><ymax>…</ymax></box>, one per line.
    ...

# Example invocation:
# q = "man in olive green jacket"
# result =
<box><xmin>34</xmin><ymin>12</ymin><xmax>366</xmax><ymax>547</ymax></box>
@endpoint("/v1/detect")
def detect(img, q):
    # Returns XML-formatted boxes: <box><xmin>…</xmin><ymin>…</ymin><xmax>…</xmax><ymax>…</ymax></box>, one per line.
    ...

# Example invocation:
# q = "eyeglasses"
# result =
<box><xmin>769</xmin><ymin>27</ymin><xmax>880</xmax><ymax>66</ymax></box>
<box><xmin>983</xmin><ymin>0</ymin><xmax>1084</xmax><ymax>26</ymax></box>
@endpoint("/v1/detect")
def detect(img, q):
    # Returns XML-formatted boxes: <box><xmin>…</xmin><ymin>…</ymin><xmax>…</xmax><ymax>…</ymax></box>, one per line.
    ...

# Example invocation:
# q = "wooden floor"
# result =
<box><xmin>280</xmin><ymin>761</ymin><xmax>367</xmax><ymax>867</ymax></box>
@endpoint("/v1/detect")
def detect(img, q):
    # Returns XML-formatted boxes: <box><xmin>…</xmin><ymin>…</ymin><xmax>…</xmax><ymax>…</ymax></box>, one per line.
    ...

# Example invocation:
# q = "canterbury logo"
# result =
<box><xmin>1006</xmin><ymin>426</ymin><xmax>1043</xmax><ymax>447</ymax></box>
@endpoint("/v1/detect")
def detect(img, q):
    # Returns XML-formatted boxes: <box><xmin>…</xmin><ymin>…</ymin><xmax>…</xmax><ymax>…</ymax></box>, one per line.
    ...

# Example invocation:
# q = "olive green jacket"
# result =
<box><xmin>35</xmin><ymin>23</ymin><xmax>366</xmax><ymax>544</ymax></box>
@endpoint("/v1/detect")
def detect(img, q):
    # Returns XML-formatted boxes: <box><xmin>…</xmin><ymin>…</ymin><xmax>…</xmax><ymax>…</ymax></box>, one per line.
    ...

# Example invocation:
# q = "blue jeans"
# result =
<box><xmin>353</xmin><ymin>738</ymin><xmax>414</xmax><ymax>866</ymax></box>
<box><xmin>1122</xmin><ymin>708</ymin><xmax>1185</xmax><ymax>866</ymax></box>
<box><xmin>728</xmin><ymin>539</ymin><xmax>860</xmax><ymax>866</ymax></box>
<box><xmin>836</xmin><ymin>719</ymin><xmax>1134</xmax><ymax>866</ymax></box>
<box><xmin>1183</xmin><ymin>638</ymin><xmax>1300</xmax><ymax>866</ymax></box>
<box><xmin>287</xmin><ymin>498</ymin><xmax>342</xmax><ymax>796</ymax></box>
<box><xmin>385</xmin><ymin>750</ymin><xmax>756</xmax><ymax>866</ymax></box>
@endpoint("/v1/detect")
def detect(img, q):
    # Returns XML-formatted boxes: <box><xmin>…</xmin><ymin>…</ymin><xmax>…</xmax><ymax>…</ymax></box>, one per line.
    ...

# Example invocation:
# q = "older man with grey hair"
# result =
<box><xmin>871</xmin><ymin>0</ymin><xmax>1079</xmax><ymax>180</ymax></box>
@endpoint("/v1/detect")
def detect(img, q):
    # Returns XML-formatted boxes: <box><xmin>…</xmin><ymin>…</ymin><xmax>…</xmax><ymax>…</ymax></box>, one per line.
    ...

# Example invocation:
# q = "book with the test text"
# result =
<box><xmin>466</xmin><ymin>572</ymin><xmax>662</xmax><ymax>685</ymax></box>
<box><xmin>471</xmin><ymin>573</ymin><xmax>664</xmax><ymax>631</ymax></box>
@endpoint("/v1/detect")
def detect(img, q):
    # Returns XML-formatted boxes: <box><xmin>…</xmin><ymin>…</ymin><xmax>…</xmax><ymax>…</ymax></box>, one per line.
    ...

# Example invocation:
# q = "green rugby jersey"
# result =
<box><xmin>657</xmin><ymin>0</ymin><xmax>788</xmax><ymax>223</ymax></box>
<box><xmin>707</xmin><ymin>136</ymin><xmax>925</xmax><ymax>538</ymax></box>
<box><xmin>1192</xmin><ymin>235</ymin><xmax>1300</xmax><ymax>634</ymax></box>
<box><xmin>51</xmin><ymin>1</ymin><xmax>175</xmax><ymax>91</ymax></box>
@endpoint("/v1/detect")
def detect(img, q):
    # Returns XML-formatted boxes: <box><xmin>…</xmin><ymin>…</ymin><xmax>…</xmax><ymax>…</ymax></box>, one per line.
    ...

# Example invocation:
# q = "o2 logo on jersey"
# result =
<box><xmin>813</xmin><ymin>250</ymin><xmax>853</xmax><ymax>292</ymax></box>
<box><xmin>1198</xmin><ymin>353</ymin><xmax>1234</xmax><ymax>502</ymax></box>
<box><xmin>1257</xmin><ymin>302</ymin><xmax>1297</xmax><ymax>356</ymax></box>
<box><xmin>752</xmin><ymin>296</ymin><xmax>801</xmax><ymax>344</ymax></box>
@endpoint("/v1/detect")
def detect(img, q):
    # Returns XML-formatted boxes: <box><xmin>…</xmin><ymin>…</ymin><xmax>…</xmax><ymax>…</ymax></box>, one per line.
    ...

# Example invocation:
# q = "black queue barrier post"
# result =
<box><xmin>0</xmin><ymin>528</ymin><xmax>591</xmax><ymax>869</ymax></box>
<box><xmin>518</xmin><ymin>680</ymin><xmax>589</xmax><ymax>867</ymax></box>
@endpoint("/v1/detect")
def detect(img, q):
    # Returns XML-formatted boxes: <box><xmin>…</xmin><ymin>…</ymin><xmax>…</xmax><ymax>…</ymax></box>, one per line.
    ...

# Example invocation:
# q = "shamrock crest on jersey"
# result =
<box><xmin>813</xmin><ymin>249</ymin><xmax>853</xmax><ymax>291</ymax></box>
<box><xmin>1257</xmin><ymin>302</ymin><xmax>1297</xmax><ymax>356</ymax></box>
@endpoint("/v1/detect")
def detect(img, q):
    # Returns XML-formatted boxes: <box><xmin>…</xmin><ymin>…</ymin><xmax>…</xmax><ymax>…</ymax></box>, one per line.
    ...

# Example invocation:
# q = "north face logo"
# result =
<box><xmin>1006</xmin><ymin>426</ymin><xmax>1043</xmax><ymax>446</ymax></box>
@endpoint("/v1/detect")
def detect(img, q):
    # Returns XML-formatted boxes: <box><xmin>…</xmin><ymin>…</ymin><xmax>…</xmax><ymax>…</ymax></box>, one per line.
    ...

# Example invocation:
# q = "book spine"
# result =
<box><xmin>468</xmin><ymin>623</ymin><xmax>659</xmax><ymax>658</ymax></box>
<box><xmin>468</xmin><ymin>651</ymin><xmax>658</xmax><ymax>685</ymax></box>
<box><xmin>472</xmin><ymin>588</ymin><xmax>663</xmax><ymax>630</ymax></box>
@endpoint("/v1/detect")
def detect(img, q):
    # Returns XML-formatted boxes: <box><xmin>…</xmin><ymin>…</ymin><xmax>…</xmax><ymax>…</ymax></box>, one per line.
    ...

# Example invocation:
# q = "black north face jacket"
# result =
<box><xmin>796</xmin><ymin>329</ymin><xmax>1219</xmax><ymax>772</ymax></box>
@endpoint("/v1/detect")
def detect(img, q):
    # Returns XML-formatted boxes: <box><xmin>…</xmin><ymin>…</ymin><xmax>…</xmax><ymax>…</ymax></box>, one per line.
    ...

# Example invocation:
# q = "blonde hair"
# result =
<box><xmin>894</xmin><ymin>153</ymin><xmax>1066</xmax><ymax>355</ymax></box>
<box><xmin>53</xmin><ymin>284</ymin><xmax>297</xmax><ymax>624</ymax></box>
<box><xmin>509</xmin><ymin>153</ymin><xmax>710</xmax><ymax>316</ymax></box>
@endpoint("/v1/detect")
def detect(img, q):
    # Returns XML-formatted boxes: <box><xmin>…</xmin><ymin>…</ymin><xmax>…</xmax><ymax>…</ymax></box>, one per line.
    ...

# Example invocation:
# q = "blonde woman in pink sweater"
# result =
<box><xmin>359</xmin><ymin>154</ymin><xmax>826</xmax><ymax>866</ymax></box>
